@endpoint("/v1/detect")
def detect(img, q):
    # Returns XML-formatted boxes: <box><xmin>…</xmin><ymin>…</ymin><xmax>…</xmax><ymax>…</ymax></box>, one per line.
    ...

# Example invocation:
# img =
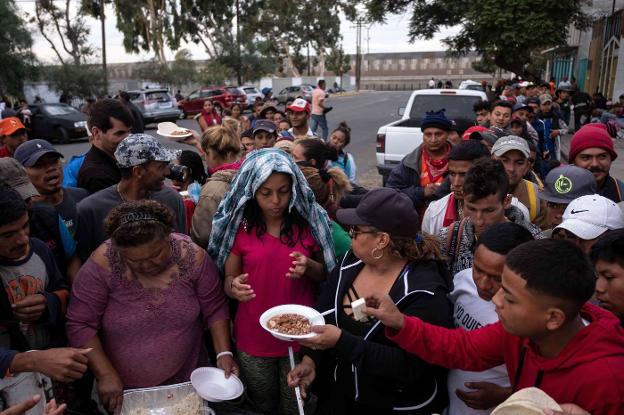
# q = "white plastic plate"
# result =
<box><xmin>157</xmin><ymin>121</ymin><xmax>192</xmax><ymax>140</ymax></box>
<box><xmin>259</xmin><ymin>304</ymin><xmax>325</xmax><ymax>341</ymax></box>
<box><xmin>190</xmin><ymin>367</ymin><xmax>244</xmax><ymax>403</ymax></box>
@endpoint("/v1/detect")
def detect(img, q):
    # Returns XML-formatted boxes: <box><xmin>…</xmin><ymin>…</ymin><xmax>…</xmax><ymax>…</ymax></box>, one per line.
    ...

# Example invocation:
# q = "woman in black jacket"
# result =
<box><xmin>288</xmin><ymin>188</ymin><xmax>453</xmax><ymax>414</ymax></box>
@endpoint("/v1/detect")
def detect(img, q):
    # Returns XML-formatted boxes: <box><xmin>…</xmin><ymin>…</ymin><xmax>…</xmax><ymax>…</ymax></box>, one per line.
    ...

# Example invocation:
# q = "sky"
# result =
<box><xmin>15</xmin><ymin>2</ymin><xmax>456</xmax><ymax>64</ymax></box>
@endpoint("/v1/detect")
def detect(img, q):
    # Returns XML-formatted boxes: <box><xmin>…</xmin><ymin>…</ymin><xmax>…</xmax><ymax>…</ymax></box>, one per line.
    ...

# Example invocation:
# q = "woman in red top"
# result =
<box><xmin>197</xmin><ymin>100</ymin><xmax>222</xmax><ymax>131</ymax></box>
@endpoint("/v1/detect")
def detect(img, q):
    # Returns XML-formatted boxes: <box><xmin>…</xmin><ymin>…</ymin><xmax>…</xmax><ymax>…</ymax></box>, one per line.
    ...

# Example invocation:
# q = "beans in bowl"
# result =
<box><xmin>267</xmin><ymin>313</ymin><xmax>311</xmax><ymax>335</ymax></box>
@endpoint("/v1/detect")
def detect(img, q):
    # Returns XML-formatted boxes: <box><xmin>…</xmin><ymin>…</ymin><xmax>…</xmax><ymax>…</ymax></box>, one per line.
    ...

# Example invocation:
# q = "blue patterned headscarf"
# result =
<box><xmin>208</xmin><ymin>148</ymin><xmax>336</xmax><ymax>273</ymax></box>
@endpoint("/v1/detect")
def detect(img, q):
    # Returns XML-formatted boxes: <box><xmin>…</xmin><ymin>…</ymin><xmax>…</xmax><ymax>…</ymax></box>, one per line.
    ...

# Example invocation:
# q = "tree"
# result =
<box><xmin>178</xmin><ymin>0</ymin><xmax>276</xmax><ymax>82</ymax></box>
<box><xmin>112</xmin><ymin>0</ymin><xmax>185</xmax><ymax>64</ymax></box>
<box><xmin>29</xmin><ymin>0</ymin><xmax>103</xmax><ymax>101</ymax></box>
<box><xmin>247</xmin><ymin>0</ymin><xmax>350</xmax><ymax>77</ymax></box>
<box><xmin>196</xmin><ymin>61</ymin><xmax>231</xmax><ymax>85</ymax></box>
<box><xmin>45</xmin><ymin>64</ymin><xmax>106</xmax><ymax>99</ymax></box>
<box><xmin>365</xmin><ymin>0</ymin><xmax>592</xmax><ymax>78</ymax></box>
<box><xmin>326</xmin><ymin>46</ymin><xmax>351</xmax><ymax>87</ymax></box>
<box><xmin>134</xmin><ymin>49</ymin><xmax>198</xmax><ymax>88</ymax></box>
<box><xmin>0</xmin><ymin>0</ymin><xmax>37</xmax><ymax>96</ymax></box>
<box><xmin>179</xmin><ymin>0</ymin><xmax>353</xmax><ymax>79</ymax></box>
<box><xmin>32</xmin><ymin>0</ymin><xmax>94</xmax><ymax>65</ymax></box>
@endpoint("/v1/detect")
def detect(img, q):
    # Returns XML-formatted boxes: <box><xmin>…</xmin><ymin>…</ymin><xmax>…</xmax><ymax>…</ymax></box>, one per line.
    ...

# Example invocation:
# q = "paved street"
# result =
<box><xmin>51</xmin><ymin>91</ymin><xmax>412</xmax><ymax>188</ymax></box>
<box><xmin>45</xmin><ymin>90</ymin><xmax>624</xmax><ymax>189</ymax></box>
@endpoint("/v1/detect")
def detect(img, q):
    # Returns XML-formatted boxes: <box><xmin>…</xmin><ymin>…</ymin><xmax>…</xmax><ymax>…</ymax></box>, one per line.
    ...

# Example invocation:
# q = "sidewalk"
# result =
<box><xmin>560</xmin><ymin>133</ymin><xmax>624</xmax><ymax>180</ymax></box>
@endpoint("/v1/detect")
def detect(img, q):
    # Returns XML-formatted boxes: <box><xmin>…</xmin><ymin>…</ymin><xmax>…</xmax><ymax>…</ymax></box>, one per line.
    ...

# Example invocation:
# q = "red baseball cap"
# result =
<box><xmin>0</xmin><ymin>117</ymin><xmax>26</xmax><ymax>136</ymax></box>
<box><xmin>462</xmin><ymin>125</ymin><xmax>488</xmax><ymax>140</ymax></box>
<box><xmin>287</xmin><ymin>98</ymin><xmax>310</xmax><ymax>113</ymax></box>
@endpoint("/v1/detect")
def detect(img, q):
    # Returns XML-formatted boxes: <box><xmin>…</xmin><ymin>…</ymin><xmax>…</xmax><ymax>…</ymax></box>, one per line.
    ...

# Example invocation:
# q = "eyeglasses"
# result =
<box><xmin>348</xmin><ymin>227</ymin><xmax>378</xmax><ymax>239</ymax></box>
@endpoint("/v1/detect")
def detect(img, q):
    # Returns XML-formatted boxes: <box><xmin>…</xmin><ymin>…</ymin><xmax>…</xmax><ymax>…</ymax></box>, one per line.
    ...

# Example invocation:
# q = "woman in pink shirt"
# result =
<box><xmin>209</xmin><ymin>149</ymin><xmax>337</xmax><ymax>414</ymax></box>
<box><xmin>67</xmin><ymin>200</ymin><xmax>234</xmax><ymax>413</ymax></box>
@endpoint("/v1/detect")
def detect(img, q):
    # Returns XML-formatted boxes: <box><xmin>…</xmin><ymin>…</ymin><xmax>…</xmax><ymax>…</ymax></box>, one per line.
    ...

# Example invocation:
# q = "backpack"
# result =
<box><xmin>445</xmin><ymin>218</ymin><xmax>468</xmax><ymax>271</ymax></box>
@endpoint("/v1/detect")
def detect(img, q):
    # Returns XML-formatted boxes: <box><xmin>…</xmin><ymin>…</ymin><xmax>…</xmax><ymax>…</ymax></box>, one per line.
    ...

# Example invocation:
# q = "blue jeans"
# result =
<box><xmin>310</xmin><ymin>114</ymin><xmax>328</xmax><ymax>141</ymax></box>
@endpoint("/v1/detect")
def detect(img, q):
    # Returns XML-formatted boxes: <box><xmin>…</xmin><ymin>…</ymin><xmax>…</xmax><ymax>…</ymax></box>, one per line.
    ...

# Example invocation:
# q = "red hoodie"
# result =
<box><xmin>387</xmin><ymin>303</ymin><xmax>624</xmax><ymax>415</ymax></box>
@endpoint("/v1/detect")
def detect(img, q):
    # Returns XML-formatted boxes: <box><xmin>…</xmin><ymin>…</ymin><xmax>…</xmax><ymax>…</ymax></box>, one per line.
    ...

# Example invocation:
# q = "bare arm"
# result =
<box><xmin>84</xmin><ymin>336</ymin><xmax>124</xmax><ymax>413</ymax></box>
<box><xmin>66</xmin><ymin>255</ymin><xmax>82</xmax><ymax>285</ymax></box>
<box><xmin>209</xmin><ymin>319</ymin><xmax>239</xmax><ymax>377</ymax></box>
<box><xmin>224</xmin><ymin>253</ymin><xmax>255</xmax><ymax>301</ymax></box>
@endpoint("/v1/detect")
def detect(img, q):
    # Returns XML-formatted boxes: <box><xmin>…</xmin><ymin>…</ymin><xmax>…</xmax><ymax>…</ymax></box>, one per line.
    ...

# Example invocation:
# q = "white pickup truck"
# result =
<box><xmin>376</xmin><ymin>89</ymin><xmax>487</xmax><ymax>184</ymax></box>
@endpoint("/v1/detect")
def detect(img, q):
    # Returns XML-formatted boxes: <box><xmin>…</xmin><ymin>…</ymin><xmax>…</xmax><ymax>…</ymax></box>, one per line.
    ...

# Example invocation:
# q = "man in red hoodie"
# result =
<box><xmin>365</xmin><ymin>239</ymin><xmax>624</xmax><ymax>414</ymax></box>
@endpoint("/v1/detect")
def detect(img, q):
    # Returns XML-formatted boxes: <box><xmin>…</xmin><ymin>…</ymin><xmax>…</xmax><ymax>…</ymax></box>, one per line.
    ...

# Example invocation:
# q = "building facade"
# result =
<box><xmin>101</xmin><ymin>51</ymin><xmax>500</xmax><ymax>93</ymax></box>
<box><xmin>543</xmin><ymin>0</ymin><xmax>624</xmax><ymax>99</ymax></box>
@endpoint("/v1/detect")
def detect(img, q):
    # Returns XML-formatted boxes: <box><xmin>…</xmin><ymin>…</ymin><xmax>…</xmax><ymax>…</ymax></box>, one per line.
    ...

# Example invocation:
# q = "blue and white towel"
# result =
<box><xmin>208</xmin><ymin>148</ymin><xmax>337</xmax><ymax>273</ymax></box>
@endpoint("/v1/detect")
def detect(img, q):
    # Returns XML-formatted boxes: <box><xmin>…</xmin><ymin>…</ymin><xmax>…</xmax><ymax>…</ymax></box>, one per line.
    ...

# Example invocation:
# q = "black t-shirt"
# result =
<box><xmin>56</xmin><ymin>186</ymin><xmax>88</xmax><ymax>238</ymax></box>
<box><xmin>77</xmin><ymin>145</ymin><xmax>121</xmax><ymax>194</ymax></box>
<box><xmin>29</xmin><ymin>203</ymin><xmax>68</xmax><ymax>274</ymax></box>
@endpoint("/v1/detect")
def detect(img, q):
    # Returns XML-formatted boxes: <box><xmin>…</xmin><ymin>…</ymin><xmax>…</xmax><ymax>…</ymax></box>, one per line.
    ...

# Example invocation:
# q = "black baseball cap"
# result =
<box><xmin>253</xmin><ymin>120</ymin><xmax>277</xmax><ymax>135</ymax></box>
<box><xmin>512</xmin><ymin>103</ymin><xmax>532</xmax><ymax>113</ymax></box>
<box><xmin>337</xmin><ymin>188</ymin><xmax>419</xmax><ymax>237</ymax></box>
<box><xmin>539</xmin><ymin>165</ymin><xmax>598</xmax><ymax>204</ymax></box>
<box><xmin>14</xmin><ymin>139</ymin><xmax>64</xmax><ymax>167</ymax></box>
<box><xmin>470</xmin><ymin>130</ymin><xmax>499</xmax><ymax>146</ymax></box>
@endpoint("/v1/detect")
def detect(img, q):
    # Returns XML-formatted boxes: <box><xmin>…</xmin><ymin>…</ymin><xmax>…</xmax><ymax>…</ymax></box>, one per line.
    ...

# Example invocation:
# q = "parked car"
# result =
<box><xmin>177</xmin><ymin>86</ymin><xmax>247</xmax><ymax>119</ymax></box>
<box><xmin>127</xmin><ymin>89</ymin><xmax>181</xmax><ymax>125</ymax></box>
<box><xmin>275</xmin><ymin>84</ymin><xmax>316</xmax><ymax>104</ymax></box>
<box><xmin>459</xmin><ymin>80</ymin><xmax>486</xmax><ymax>91</ymax></box>
<box><xmin>28</xmin><ymin>103</ymin><xmax>88</xmax><ymax>144</ymax></box>
<box><xmin>239</xmin><ymin>86</ymin><xmax>264</xmax><ymax>107</ymax></box>
<box><xmin>376</xmin><ymin>89</ymin><xmax>487</xmax><ymax>185</ymax></box>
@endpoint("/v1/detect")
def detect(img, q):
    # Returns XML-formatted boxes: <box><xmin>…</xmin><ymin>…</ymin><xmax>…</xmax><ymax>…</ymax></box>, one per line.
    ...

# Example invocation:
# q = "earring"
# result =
<box><xmin>371</xmin><ymin>247</ymin><xmax>384</xmax><ymax>260</ymax></box>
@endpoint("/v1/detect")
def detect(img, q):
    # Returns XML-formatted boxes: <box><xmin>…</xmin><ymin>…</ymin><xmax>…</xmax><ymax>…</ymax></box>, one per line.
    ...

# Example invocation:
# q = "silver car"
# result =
<box><xmin>275</xmin><ymin>84</ymin><xmax>315</xmax><ymax>104</ymax></box>
<box><xmin>239</xmin><ymin>86</ymin><xmax>264</xmax><ymax>107</ymax></box>
<box><xmin>127</xmin><ymin>89</ymin><xmax>181</xmax><ymax>125</ymax></box>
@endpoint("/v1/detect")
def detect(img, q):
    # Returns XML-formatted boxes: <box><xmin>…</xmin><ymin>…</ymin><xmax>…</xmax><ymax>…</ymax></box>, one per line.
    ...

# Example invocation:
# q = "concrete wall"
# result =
<box><xmin>611</xmin><ymin>46</ymin><xmax>624</xmax><ymax>99</ymax></box>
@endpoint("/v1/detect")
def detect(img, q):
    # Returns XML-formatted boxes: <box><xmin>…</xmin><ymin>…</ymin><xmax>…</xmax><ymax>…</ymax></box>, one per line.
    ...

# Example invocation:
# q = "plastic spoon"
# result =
<box><xmin>288</xmin><ymin>345</ymin><xmax>305</xmax><ymax>415</ymax></box>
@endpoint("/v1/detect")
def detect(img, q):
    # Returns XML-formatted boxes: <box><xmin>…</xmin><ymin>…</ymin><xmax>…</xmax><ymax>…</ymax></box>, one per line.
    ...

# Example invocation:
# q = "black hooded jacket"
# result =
<box><xmin>305</xmin><ymin>251</ymin><xmax>454</xmax><ymax>414</ymax></box>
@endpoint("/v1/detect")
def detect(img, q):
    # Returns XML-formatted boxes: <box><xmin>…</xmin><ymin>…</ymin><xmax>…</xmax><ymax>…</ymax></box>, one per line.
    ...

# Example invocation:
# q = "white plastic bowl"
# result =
<box><xmin>157</xmin><ymin>121</ymin><xmax>192</xmax><ymax>141</ymax></box>
<box><xmin>190</xmin><ymin>367</ymin><xmax>244</xmax><ymax>402</ymax></box>
<box><xmin>259</xmin><ymin>304</ymin><xmax>325</xmax><ymax>341</ymax></box>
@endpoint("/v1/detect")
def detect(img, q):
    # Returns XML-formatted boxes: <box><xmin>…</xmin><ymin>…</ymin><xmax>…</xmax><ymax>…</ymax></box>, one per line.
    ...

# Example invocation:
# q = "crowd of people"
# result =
<box><xmin>0</xmin><ymin>76</ymin><xmax>623</xmax><ymax>415</ymax></box>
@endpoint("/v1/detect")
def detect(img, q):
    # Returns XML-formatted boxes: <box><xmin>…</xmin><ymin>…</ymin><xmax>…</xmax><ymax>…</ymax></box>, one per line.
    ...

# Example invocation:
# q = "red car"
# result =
<box><xmin>177</xmin><ymin>86</ymin><xmax>247</xmax><ymax>119</ymax></box>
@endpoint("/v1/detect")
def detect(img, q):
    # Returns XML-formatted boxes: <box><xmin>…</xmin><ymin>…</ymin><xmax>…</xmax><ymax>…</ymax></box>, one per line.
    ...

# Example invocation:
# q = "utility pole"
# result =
<box><xmin>236</xmin><ymin>0</ymin><xmax>242</xmax><ymax>85</ymax></box>
<box><xmin>366</xmin><ymin>26</ymin><xmax>371</xmax><ymax>54</ymax></box>
<box><xmin>353</xmin><ymin>19</ymin><xmax>363</xmax><ymax>92</ymax></box>
<box><xmin>100</xmin><ymin>0</ymin><xmax>108</xmax><ymax>95</ymax></box>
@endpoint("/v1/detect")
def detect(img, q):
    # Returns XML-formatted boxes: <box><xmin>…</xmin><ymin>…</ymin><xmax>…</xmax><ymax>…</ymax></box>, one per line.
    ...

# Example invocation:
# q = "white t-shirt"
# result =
<box><xmin>446</xmin><ymin>268</ymin><xmax>510</xmax><ymax>415</ymax></box>
<box><xmin>287</xmin><ymin>127</ymin><xmax>316</xmax><ymax>140</ymax></box>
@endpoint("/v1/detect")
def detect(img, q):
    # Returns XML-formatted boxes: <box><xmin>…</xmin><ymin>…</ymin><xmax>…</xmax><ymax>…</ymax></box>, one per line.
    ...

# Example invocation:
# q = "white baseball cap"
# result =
<box><xmin>555</xmin><ymin>194</ymin><xmax>624</xmax><ymax>240</ymax></box>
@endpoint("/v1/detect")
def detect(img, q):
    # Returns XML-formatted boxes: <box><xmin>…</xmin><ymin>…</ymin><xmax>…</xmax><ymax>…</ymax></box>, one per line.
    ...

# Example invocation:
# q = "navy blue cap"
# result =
<box><xmin>253</xmin><ymin>120</ymin><xmax>277</xmax><ymax>135</ymax></box>
<box><xmin>512</xmin><ymin>103</ymin><xmax>532</xmax><ymax>113</ymax></box>
<box><xmin>14</xmin><ymin>139</ymin><xmax>63</xmax><ymax>167</ymax></box>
